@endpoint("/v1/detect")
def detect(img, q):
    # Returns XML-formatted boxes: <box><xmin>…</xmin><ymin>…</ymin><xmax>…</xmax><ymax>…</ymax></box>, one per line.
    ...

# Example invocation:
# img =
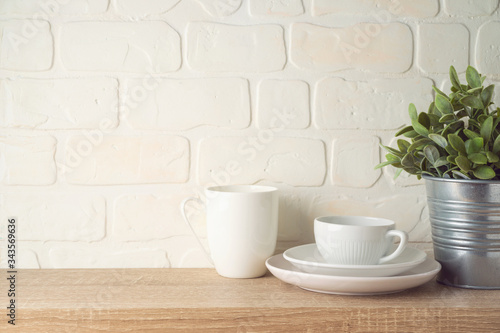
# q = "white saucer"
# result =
<box><xmin>266</xmin><ymin>254</ymin><xmax>441</xmax><ymax>295</ymax></box>
<box><xmin>283</xmin><ymin>244</ymin><xmax>427</xmax><ymax>277</ymax></box>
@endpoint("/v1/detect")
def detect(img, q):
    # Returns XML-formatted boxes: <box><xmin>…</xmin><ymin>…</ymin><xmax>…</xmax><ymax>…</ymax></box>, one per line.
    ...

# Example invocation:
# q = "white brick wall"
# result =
<box><xmin>186</xmin><ymin>22</ymin><xmax>286</xmax><ymax>72</ymax></box>
<box><xmin>60</xmin><ymin>21</ymin><xmax>181</xmax><ymax>73</ymax></box>
<box><xmin>0</xmin><ymin>0</ymin><xmax>499</xmax><ymax>268</ymax></box>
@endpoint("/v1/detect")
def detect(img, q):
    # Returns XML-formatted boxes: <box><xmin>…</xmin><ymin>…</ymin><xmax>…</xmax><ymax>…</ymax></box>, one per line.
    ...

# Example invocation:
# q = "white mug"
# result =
<box><xmin>314</xmin><ymin>216</ymin><xmax>408</xmax><ymax>265</ymax></box>
<box><xmin>181</xmin><ymin>185</ymin><xmax>279</xmax><ymax>278</ymax></box>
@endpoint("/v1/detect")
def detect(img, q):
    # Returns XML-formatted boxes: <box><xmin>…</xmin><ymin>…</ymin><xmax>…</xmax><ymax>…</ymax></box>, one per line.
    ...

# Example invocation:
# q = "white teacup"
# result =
<box><xmin>314</xmin><ymin>216</ymin><xmax>408</xmax><ymax>265</ymax></box>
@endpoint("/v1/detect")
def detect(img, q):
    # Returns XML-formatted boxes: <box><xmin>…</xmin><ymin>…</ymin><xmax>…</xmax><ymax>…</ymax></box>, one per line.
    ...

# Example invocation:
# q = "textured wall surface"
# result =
<box><xmin>1</xmin><ymin>0</ymin><xmax>500</xmax><ymax>268</ymax></box>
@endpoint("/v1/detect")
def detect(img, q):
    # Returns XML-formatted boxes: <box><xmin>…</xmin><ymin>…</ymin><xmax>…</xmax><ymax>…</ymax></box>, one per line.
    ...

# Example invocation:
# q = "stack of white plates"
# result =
<box><xmin>266</xmin><ymin>244</ymin><xmax>441</xmax><ymax>295</ymax></box>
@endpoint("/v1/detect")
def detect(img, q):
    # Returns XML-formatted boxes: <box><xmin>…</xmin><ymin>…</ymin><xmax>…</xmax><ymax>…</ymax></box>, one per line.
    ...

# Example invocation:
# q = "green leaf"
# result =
<box><xmin>445</xmin><ymin>144</ymin><xmax>457</xmax><ymax>155</ymax></box>
<box><xmin>375</xmin><ymin>160</ymin><xmax>398</xmax><ymax>169</ymax></box>
<box><xmin>408</xmin><ymin>103</ymin><xmax>418</xmax><ymax>121</ymax></box>
<box><xmin>401</xmin><ymin>153</ymin><xmax>416</xmax><ymax>168</ymax></box>
<box><xmin>460</xmin><ymin>95</ymin><xmax>483</xmax><ymax>109</ymax></box>
<box><xmin>386</xmin><ymin>153</ymin><xmax>400</xmax><ymax>161</ymax></box>
<box><xmin>473</xmin><ymin>165</ymin><xmax>496</xmax><ymax>179</ymax></box>
<box><xmin>434</xmin><ymin>156</ymin><xmax>449</xmax><ymax>167</ymax></box>
<box><xmin>428</xmin><ymin>133</ymin><xmax>448</xmax><ymax>148</ymax></box>
<box><xmin>418</xmin><ymin>112</ymin><xmax>430</xmax><ymax>129</ymax></box>
<box><xmin>480</xmin><ymin>116</ymin><xmax>493</xmax><ymax>142</ymax></box>
<box><xmin>428</xmin><ymin>101</ymin><xmax>441</xmax><ymax>116</ymax></box>
<box><xmin>442</xmin><ymin>120</ymin><xmax>464</xmax><ymax>137</ymax></box>
<box><xmin>452</xmin><ymin>170</ymin><xmax>471</xmax><ymax>179</ymax></box>
<box><xmin>435</xmin><ymin>94</ymin><xmax>454</xmax><ymax>115</ymax></box>
<box><xmin>402</xmin><ymin>130</ymin><xmax>419</xmax><ymax>138</ymax></box>
<box><xmin>411</xmin><ymin>120</ymin><xmax>429</xmax><ymax>137</ymax></box>
<box><xmin>448</xmin><ymin>134</ymin><xmax>467</xmax><ymax>155</ymax></box>
<box><xmin>466</xmin><ymin>66</ymin><xmax>482</xmax><ymax>89</ymax></box>
<box><xmin>403</xmin><ymin>167</ymin><xmax>419</xmax><ymax>175</ymax></box>
<box><xmin>449</xmin><ymin>66</ymin><xmax>461</xmax><ymax>91</ymax></box>
<box><xmin>432</xmin><ymin>85</ymin><xmax>448</xmax><ymax>97</ymax></box>
<box><xmin>478</xmin><ymin>114</ymin><xmax>489</xmax><ymax>123</ymax></box>
<box><xmin>467</xmin><ymin>87</ymin><xmax>483</xmax><ymax>94</ymax></box>
<box><xmin>493</xmin><ymin>135</ymin><xmax>500</xmax><ymax>154</ymax></box>
<box><xmin>468</xmin><ymin>153</ymin><xmax>488</xmax><ymax>164</ymax></box>
<box><xmin>481</xmin><ymin>84</ymin><xmax>495</xmax><ymax>106</ymax></box>
<box><xmin>395</xmin><ymin>126</ymin><xmax>414</xmax><ymax>137</ymax></box>
<box><xmin>380</xmin><ymin>144</ymin><xmax>404</xmax><ymax>157</ymax></box>
<box><xmin>464</xmin><ymin>129</ymin><xmax>480</xmax><ymax>139</ymax></box>
<box><xmin>423</xmin><ymin>145</ymin><xmax>440</xmax><ymax>165</ymax></box>
<box><xmin>465</xmin><ymin>137</ymin><xmax>483</xmax><ymax>154</ymax></box>
<box><xmin>429</xmin><ymin>113</ymin><xmax>441</xmax><ymax>125</ymax></box>
<box><xmin>447</xmin><ymin>155</ymin><xmax>457</xmax><ymax>164</ymax></box>
<box><xmin>407</xmin><ymin>138</ymin><xmax>432</xmax><ymax>152</ymax></box>
<box><xmin>397</xmin><ymin>139</ymin><xmax>410</xmax><ymax>153</ymax></box>
<box><xmin>455</xmin><ymin>155</ymin><xmax>471</xmax><ymax>172</ymax></box>
<box><xmin>468</xmin><ymin>119</ymin><xmax>481</xmax><ymax>131</ymax></box>
<box><xmin>486</xmin><ymin>151</ymin><xmax>500</xmax><ymax>163</ymax></box>
<box><xmin>439</xmin><ymin>114</ymin><xmax>456</xmax><ymax>123</ymax></box>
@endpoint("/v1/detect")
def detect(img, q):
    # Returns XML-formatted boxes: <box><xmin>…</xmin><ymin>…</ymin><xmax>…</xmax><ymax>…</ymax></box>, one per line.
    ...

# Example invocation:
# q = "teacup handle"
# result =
<box><xmin>180</xmin><ymin>197</ymin><xmax>213</xmax><ymax>265</ymax></box>
<box><xmin>378</xmin><ymin>230</ymin><xmax>408</xmax><ymax>264</ymax></box>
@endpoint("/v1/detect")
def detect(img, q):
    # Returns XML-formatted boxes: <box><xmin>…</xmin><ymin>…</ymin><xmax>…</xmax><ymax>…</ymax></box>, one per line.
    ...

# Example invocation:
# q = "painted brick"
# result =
<box><xmin>187</xmin><ymin>22</ymin><xmax>286</xmax><ymax>72</ymax></box>
<box><xmin>164</xmin><ymin>237</ymin><xmax>212</xmax><ymax>268</ymax></box>
<box><xmin>311</xmin><ymin>0</ymin><xmax>439</xmax><ymax>18</ymax></box>
<box><xmin>418</xmin><ymin>24</ymin><xmax>469</xmax><ymax>74</ymax></box>
<box><xmin>290</xmin><ymin>22</ymin><xmax>412</xmax><ymax>73</ymax></box>
<box><xmin>257</xmin><ymin>80</ymin><xmax>310</xmax><ymax>129</ymax></box>
<box><xmin>64</xmin><ymin>136</ymin><xmax>189</xmax><ymax>185</ymax></box>
<box><xmin>307</xmin><ymin>194</ymin><xmax>427</xmax><ymax>240</ymax></box>
<box><xmin>332</xmin><ymin>135</ymin><xmax>381</xmax><ymax>188</ymax></box>
<box><xmin>49</xmin><ymin>247</ymin><xmax>169</xmax><ymax>268</ymax></box>
<box><xmin>60</xmin><ymin>22</ymin><xmax>181</xmax><ymax>73</ymax></box>
<box><xmin>116</xmin><ymin>0</ymin><xmax>179</xmax><ymax>17</ymax></box>
<box><xmin>1</xmin><ymin>136</ymin><xmax>56</xmax><ymax>185</ymax></box>
<box><xmin>493</xmin><ymin>82</ymin><xmax>500</xmax><ymax>107</ymax></box>
<box><xmin>314</xmin><ymin>77</ymin><xmax>434</xmax><ymax>130</ymax></box>
<box><xmin>113</xmin><ymin>194</ymin><xmax>191</xmax><ymax>241</ymax></box>
<box><xmin>249</xmin><ymin>0</ymin><xmax>304</xmax><ymax>16</ymax></box>
<box><xmin>277</xmin><ymin>192</ymin><xmax>310</xmax><ymax>243</ymax></box>
<box><xmin>123</xmin><ymin>78</ymin><xmax>250</xmax><ymax>130</ymax></box>
<box><xmin>0</xmin><ymin>20</ymin><xmax>53</xmax><ymax>71</ymax></box>
<box><xmin>477</xmin><ymin>22</ymin><xmax>500</xmax><ymax>75</ymax></box>
<box><xmin>0</xmin><ymin>193</ymin><xmax>105</xmax><ymax>241</ymax></box>
<box><xmin>198</xmin><ymin>137</ymin><xmax>326</xmax><ymax>186</ymax></box>
<box><xmin>17</xmin><ymin>249</ymin><xmax>41</xmax><ymax>269</ymax></box>
<box><xmin>0</xmin><ymin>0</ymin><xmax>109</xmax><ymax>14</ymax></box>
<box><xmin>197</xmin><ymin>0</ymin><xmax>242</xmax><ymax>17</ymax></box>
<box><xmin>444</xmin><ymin>0</ymin><xmax>499</xmax><ymax>16</ymax></box>
<box><xmin>1</xmin><ymin>248</ymin><xmax>41</xmax><ymax>269</ymax></box>
<box><xmin>0</xmin><ymin>78</ymin><xmax>118</xmax><ymax>129</ymax></box>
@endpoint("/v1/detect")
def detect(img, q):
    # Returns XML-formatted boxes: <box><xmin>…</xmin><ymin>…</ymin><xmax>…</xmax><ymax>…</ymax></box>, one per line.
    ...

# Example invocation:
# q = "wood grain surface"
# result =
<box><xmin>1</xmin><ymin>268</ymin><xmax>499</xmax><ymax>332</ymax></box>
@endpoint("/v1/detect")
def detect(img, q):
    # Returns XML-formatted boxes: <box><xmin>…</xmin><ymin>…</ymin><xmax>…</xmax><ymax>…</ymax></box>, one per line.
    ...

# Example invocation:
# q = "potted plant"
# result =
<box><xmin>376</xmin><ymin>65</ymin><xmax>500</xmax><ymax>289</ymax></box>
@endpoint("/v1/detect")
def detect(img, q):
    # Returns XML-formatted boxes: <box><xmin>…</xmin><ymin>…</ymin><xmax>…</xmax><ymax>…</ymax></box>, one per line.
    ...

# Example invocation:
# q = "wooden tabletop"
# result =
<box><xmin>1</xmin><ymin>268</ymin><xmax>500</xmax><ymax>332</ymax></box>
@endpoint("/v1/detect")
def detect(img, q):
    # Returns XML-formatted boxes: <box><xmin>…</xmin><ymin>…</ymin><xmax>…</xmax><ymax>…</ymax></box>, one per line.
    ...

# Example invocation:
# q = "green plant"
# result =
<box><xmin>376</xmin><ymin>66</ymin><xmax>500</xmax><ymax>180</ymax></box>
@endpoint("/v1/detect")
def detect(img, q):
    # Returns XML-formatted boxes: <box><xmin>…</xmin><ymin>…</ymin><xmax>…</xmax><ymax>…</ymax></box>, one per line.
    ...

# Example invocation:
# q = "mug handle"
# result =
<box><xmin>378</xmin><ymin>230</ymin><xmax>408</xmax><ymax>264</ymax></box>
<box><xmin>180</xmin><ymin>197</ymin><xmax>213</xmax><ymax>265</ymax></box>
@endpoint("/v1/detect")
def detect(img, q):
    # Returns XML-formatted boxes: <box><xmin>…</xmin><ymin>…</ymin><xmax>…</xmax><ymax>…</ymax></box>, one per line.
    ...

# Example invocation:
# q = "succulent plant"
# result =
<box><xmin>376</xmin><ymin>65</ymin><xmax>500</xmax><ymax>180</ymax></box>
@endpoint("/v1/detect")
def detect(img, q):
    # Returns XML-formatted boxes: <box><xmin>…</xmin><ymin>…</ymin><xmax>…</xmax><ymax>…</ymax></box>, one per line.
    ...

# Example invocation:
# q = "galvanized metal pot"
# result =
<box><xmin>424</xmin><ymin>175</ymin><xmax>500</xmax><ymax>289</ymax></box>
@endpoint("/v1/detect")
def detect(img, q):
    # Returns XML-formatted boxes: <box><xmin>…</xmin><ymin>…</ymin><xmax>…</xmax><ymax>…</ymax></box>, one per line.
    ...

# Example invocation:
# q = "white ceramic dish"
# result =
<box><xmin>266</xmin><ymin>254</ymin><xmax>441</xmax><ymax>295</ymax></box>
<box><xmin>283</xmin><ymin>244</ymin><xmax>427</xmax><ymax>277</ymax></box>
